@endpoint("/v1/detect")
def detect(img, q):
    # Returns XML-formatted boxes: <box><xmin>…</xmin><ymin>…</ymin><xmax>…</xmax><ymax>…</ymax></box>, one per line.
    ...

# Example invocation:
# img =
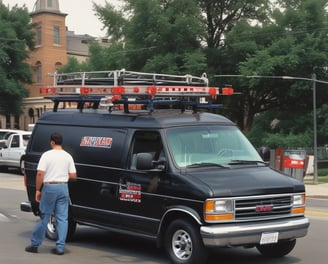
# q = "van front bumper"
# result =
<box><xmin>200</xmin><ymin>217</ymin><xmax>310</xmax><ymax>247</ymax></box>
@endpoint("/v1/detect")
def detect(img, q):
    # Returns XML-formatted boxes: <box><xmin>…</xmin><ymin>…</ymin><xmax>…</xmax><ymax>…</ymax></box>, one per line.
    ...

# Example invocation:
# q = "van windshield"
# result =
<box><xmin>167</xmin><ymin>126</ymin><xmax>263</xmax><ymax>168</ymax></box>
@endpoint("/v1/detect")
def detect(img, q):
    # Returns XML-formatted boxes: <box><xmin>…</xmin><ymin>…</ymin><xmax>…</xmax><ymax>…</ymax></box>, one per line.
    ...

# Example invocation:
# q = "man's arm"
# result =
<box><xmin>35</xmin><ymin>170</ymin><xmax>45</xmax><ymax>202</ymax></box>
<box><xmin>68</xmin><ymin>172</ymin><xmax>77</xmax><ymax>181</ymax></box>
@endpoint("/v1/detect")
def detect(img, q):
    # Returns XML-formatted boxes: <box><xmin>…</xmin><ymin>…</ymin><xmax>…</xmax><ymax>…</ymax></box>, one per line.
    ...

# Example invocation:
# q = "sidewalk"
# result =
<box><xmin>305</xmin><ymin>182</ymin><xmax>328</xmax><ymax>199</ymax></box>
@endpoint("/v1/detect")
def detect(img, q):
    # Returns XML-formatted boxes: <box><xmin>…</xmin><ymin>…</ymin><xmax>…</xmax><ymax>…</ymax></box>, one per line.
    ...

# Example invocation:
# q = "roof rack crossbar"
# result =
<box><xmin>112</xmin><ymin>98</ymin><xmax>223</xmax><ymax>113</ymax></box>
<box><xmin>47</xmin><ymin>95</ymin><xmax>223</xmax><ymax>113</ymax></box>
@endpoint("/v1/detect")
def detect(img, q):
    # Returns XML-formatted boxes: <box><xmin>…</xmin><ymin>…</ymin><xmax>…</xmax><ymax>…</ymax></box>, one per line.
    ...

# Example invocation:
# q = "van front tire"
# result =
<box><xmin>164</xmin><ymin>218</ymin><xmax>208</xmax><ymax>264</ymax></box>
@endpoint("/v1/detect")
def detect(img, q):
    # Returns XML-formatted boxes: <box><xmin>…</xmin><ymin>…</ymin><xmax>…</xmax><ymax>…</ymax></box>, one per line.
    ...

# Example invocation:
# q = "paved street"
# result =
<box><xmin>1</xmin><ymin>171</ymin><xmax>328</xmax><ymax>264</ymax></box>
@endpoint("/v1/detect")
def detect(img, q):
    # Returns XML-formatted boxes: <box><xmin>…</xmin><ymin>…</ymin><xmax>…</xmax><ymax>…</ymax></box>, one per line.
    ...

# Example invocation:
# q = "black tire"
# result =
<box><xmin>0</xmin><ymin>166</ymin><xmax>8</xmax><ymax>173</ymax></box>
<box><xmin>256</xmin><ymin>239</ymin><xmax>296</xmax><ymax>258</ymax></box>
<box><xmin>45</xmin><ymin>212</ymin><xmax>77</xmax><ymax>242</ymax></box>
<box><xmin>19</xmin><ymin>159</ymin><xmax>25</xmax><ymax>175</ymax></box>
<box><xmin>164</xmin><ymin>219</ymin><xmax>208</xmax><ymax>264</ymax></box>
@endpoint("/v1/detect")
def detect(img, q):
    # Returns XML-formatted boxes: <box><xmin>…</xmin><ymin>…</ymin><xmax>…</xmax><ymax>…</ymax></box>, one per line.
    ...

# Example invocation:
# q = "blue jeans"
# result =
<box><xmin>30</xmin><ymin>184</ymin><xmax>69</xmax><ymax>252</ymax></box>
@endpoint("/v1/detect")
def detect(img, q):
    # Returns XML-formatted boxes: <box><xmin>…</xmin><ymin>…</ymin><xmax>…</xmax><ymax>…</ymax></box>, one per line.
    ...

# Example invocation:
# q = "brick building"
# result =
<box><xmin>1</xmin><ymin>0</ymin><xmax>105</xmax><ymax>130</ymax></box>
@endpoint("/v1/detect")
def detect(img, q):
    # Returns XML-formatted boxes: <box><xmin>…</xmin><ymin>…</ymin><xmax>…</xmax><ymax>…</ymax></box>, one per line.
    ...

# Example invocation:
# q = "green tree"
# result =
<box><xmin>198</xmin><ymin>0</ymin><xmax>268</xmax><ymax>49</ymax></box>
<box><xmin>93</xmin><ymin>1</ymin><xmax>126</xmax><ymax>43</ymax></box>
<box><xmin>93</xmin><ymin>0</ymin><xmax>206</xmax><ymax>75</ymax></box>
<box><xmin>72</xmin><ymin>0</ymin><xmax>328</xmax><ymax>148</ymax></box>
<box><xmin>0</xmin><ymin>3</ymin><xmax>34</xmax><ymax>114</ymax></box>
<box><xmin>58</xmin><ymin>56</ymin><xmax>88</xmax><ymax>73</ymax></box>
<box><xmin>87</xmin><ymin>42</ymin><xmax>128</xmax><ymax>71</ymax></box>
<box><xmin>93</xmin><ymin>0</ymin><xmax>270</xmax><ymax>75</ymax></box>
<box><xmin>219</xmin><ymin>0</ymin><xmax>328</xmax><ymax>133</ymax></box>
<box><xmin>247</xmin><ymin>110</ymin><xmax>313</xmax><ymax>148</ymax></box>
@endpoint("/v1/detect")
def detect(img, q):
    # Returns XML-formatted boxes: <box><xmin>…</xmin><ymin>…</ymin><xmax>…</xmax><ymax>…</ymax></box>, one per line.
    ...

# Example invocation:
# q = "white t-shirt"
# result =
<box><xmin>37</xmin><ymin>149</ymin><xmax>76</xmax><ymax>182</ymax></box>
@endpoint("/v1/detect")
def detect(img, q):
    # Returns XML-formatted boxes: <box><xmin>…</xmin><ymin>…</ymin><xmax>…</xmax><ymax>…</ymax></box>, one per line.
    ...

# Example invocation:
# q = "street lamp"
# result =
<box><xmin>215</xmin><ymin>74</ymin><xmax>327</xmax><ymax>184</ymax></box>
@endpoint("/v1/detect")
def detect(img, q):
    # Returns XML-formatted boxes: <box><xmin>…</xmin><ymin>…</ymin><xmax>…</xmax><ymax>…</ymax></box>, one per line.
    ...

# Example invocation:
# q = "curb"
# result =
<box><xmin>306</xmin><ymin>195</ymin><xmax>328</xmax><ymax>199</ymax></box>
<box><xmin>306</xmin><ymin>210</ymin><xmax>328</xmax><ymax>218</ymax></box>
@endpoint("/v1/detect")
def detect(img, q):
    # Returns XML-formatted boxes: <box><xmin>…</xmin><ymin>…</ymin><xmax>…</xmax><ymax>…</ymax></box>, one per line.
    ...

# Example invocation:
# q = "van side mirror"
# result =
<box><xmin>136</xmin><ymin>153</ymin><xmax>154</xmax><ymax>170</ymax></box>
<box><xmin>258</xmin><ymin>146</ymin><xmax>271</xmax><ymax>163</ymax></box>
<box><xmin>136</xmin><ymin>152</ymin><xmax>166</xmax><ymax>171</ymax></box>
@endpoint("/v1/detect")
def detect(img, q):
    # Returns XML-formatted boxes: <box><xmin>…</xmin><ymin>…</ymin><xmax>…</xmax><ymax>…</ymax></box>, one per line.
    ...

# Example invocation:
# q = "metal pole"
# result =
<box><xmin>312</xmin><ymin>73</ymin><xmax>318</xmax><ymax>184</ymax></box>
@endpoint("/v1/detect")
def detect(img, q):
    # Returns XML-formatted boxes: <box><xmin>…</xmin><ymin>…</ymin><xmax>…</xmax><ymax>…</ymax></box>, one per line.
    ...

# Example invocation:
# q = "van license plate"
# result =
<box><xmin>260</xmin><ymin>232</ymin><xmax>279</xmax><ymax>244</ymax></box>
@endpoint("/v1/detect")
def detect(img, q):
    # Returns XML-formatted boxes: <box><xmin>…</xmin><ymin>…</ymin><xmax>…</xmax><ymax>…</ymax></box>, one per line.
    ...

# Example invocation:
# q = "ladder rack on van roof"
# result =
<box><xmin>42</xmin><ymin>69</ymin><xmax>234</xmax><ymax>113</ymax></box>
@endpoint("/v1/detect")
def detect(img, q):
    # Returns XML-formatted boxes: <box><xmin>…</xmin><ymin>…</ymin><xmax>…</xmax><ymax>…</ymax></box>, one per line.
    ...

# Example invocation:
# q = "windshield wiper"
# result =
<box><xmin>228</xmin><ymin>160</ymin><xmax>266</xmax><ymax>165</ymax></box>
<box><xmin>187</xmin><ymin>162</ymin><xmax>228</xmax><ymax>168</ymax></box>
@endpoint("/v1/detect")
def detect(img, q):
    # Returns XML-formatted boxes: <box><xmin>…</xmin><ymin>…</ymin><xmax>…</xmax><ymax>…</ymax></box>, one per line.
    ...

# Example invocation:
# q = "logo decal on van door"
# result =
<box><xmin>119</xmin><ymin>182</ymin><xmax>141</xmax><ymax>203</ymax></box>
<box><xmin>80</xmin><ymin>136</ymin><xmax>113</xmax><ymax>148</ymax></box>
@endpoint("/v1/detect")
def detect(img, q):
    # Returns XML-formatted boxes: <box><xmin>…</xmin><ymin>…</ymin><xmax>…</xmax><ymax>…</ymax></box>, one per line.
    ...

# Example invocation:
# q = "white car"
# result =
<box><xmin>0</xmin><ymin>130</ymin><xmax>32</xmax><ymax>174</ymax></box>
<box><xmin>0</xmin><ymin>129</ymin><xmax>23</xmax><ymax>149</ymax></box>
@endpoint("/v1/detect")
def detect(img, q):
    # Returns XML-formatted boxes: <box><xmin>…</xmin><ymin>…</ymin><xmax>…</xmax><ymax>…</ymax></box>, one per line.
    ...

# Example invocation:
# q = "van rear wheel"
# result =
<box><xmin>46</xmin><ymin>214</ymin><xmax>57</xmax><ymax>240</ymax></box>
<box><xmin>46</xmin><ymin>213</ymin><xmax>77</xmax><ymax>242</ymax></box>
<box><xmin>164</xmin><ymin>218</ymin><xmax>208</xmax><ymax>264</ymax></box>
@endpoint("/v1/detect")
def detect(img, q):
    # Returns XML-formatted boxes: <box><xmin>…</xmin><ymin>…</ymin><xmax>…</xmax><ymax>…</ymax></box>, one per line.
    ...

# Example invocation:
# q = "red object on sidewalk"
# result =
<box><xmin>275</xmin><ymin>148</ymin><xmax>284</xmax><ymax>171</ymax></box>
<box><xmin>284</xmin><ymin>157</ymin><xmax>304</xmax><ymax>169</ymax></box>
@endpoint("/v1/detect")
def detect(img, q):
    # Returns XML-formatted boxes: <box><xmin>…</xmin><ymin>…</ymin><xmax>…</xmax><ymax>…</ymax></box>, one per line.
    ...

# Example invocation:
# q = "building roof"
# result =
<box><xmin>31</xmin><ymin>0</ymin><xmax>66</xmax><ymax>16</ymax></box>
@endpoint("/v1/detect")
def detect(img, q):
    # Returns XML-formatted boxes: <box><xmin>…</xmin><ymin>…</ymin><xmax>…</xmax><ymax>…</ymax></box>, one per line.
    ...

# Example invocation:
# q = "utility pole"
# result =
<box><xmin>312</xmin><ymin>73</ymin><xmax>318</xmax><ymax>184</ymax></box>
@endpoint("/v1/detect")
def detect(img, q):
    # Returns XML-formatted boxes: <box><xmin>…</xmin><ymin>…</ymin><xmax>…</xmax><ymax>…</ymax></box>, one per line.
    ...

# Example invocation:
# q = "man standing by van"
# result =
<box><xmin>25</xmin><ymin>132</ymin><xmax>77</xmax><ymax>255</ymax></box>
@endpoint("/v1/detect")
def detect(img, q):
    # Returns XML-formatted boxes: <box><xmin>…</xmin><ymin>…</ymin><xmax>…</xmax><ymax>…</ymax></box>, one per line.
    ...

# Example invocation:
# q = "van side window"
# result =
<box><xmin>129</xmin><ymin>131</ymin><xmax>164</xmax><ymax>170</ymax></box>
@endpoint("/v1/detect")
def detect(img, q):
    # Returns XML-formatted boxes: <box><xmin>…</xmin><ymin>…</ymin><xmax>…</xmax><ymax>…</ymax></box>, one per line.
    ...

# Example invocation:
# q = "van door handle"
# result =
<box><xmin>119</xmin><ymin>175</ymin><xmax>128</xmax><ymax>186</ymax></box>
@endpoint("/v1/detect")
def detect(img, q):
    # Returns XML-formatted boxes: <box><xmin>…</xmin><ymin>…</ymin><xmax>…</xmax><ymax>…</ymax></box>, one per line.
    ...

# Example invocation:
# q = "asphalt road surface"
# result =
<box><xmin>1</xmin><ymin>171</ymin><xmax>327</xmax><ymax>264</ymax></box>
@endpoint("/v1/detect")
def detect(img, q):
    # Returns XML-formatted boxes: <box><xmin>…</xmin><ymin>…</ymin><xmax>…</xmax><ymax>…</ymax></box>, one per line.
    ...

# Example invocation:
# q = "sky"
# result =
<box><xmin>1</xmin><ymin>0</ymin><xmax>119</xmax><ymax>37</ymax></box>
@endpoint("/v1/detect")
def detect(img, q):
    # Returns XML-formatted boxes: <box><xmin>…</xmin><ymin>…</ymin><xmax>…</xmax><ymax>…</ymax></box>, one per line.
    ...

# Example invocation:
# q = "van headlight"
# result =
<box><xmin>291</xmin><ymin>193</ymin><xmax>306</xmax><ymax>215</ymax></box>
<box><xmin>204</xmin><ymin>199</ymin><xmax>234</xmax><ymax>222</ymax></box>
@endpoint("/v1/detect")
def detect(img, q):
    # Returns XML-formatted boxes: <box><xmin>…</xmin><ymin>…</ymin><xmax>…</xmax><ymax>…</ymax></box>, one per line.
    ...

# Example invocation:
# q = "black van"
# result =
<box><xmin>21</xmin><ymin>70</ymin><xmax>309</xmax><ymax>264</ymax></box>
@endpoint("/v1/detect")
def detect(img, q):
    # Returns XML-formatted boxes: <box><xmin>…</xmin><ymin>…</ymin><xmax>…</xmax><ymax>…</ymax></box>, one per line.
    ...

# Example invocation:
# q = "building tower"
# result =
<box><xmin>22</xmin><ymin>0</ymin><xmax>67</xmax><ymax>129</ymax></box>
<box><xmin>27</xmin><ymin>0</ymin><xmax>67</xmax><ymax>97</ymax></box>
<box><xmin>1</xmin><ymin>0</ymin><xmax>98</xmax><ymax>130</ymax></box>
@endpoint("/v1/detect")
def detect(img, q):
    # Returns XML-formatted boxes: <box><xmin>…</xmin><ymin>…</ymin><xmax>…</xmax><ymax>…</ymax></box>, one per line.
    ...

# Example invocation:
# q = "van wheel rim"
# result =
<box><xmin>47</xmin><ymin>215</ymin><xmax>56</xmax><ymax>234</ymax></box>
<box><xmin>172</xmin><ymin>229</ymin><xmax>192</xmax><ymax>260</ymax></box>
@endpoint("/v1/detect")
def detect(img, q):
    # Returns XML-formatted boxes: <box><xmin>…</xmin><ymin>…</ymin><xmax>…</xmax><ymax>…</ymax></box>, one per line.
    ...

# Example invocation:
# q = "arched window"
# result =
<box><xmin>28</xmin><ymin>108</ymin><xmax>35</xmax><ymax>124</ymax></box>
<box><xmin>55</xmin><ymin>62</ymin><xmax>62</xmax><ymax>71</ymax></box>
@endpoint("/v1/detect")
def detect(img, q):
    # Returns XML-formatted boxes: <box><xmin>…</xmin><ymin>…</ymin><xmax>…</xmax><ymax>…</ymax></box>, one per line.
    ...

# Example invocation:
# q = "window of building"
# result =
<box><xmin>47</xmin><ymin>0</ymin><xmax>53</xmax><ymax>8</ymax></box>
<box><xmin>35</xmin><ymin>62</ymin><xmax>42</xmax><ymax>83</ymax></box>
<box><xmin>54</xmin><ymin>26</ymin><xmax>60</xmax><ymax>45</ymax></box>
<box><xmin>36</xmin><ymin>26</ymin><xmax>42</xmax><ymax>46</ymax></box>
<box><xmin>55</xmin><ymin>62</ymin><xmax>62</xmax><ymax>71</ymax></box>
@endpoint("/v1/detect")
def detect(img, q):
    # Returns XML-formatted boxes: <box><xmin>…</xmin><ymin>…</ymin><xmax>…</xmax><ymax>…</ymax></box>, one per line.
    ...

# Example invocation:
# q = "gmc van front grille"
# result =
<box><xmin>235</xmin><ymin>195</ymin><xmax>292</xmax><ymax>220</ymax></box>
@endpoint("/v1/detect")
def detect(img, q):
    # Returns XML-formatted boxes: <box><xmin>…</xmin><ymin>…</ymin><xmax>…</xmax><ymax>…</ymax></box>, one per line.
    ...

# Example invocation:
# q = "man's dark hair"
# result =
<box><xmin>50</xmin><ymin>132</ymin><xmax>63</xmax><ymax>145</ymax></box>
